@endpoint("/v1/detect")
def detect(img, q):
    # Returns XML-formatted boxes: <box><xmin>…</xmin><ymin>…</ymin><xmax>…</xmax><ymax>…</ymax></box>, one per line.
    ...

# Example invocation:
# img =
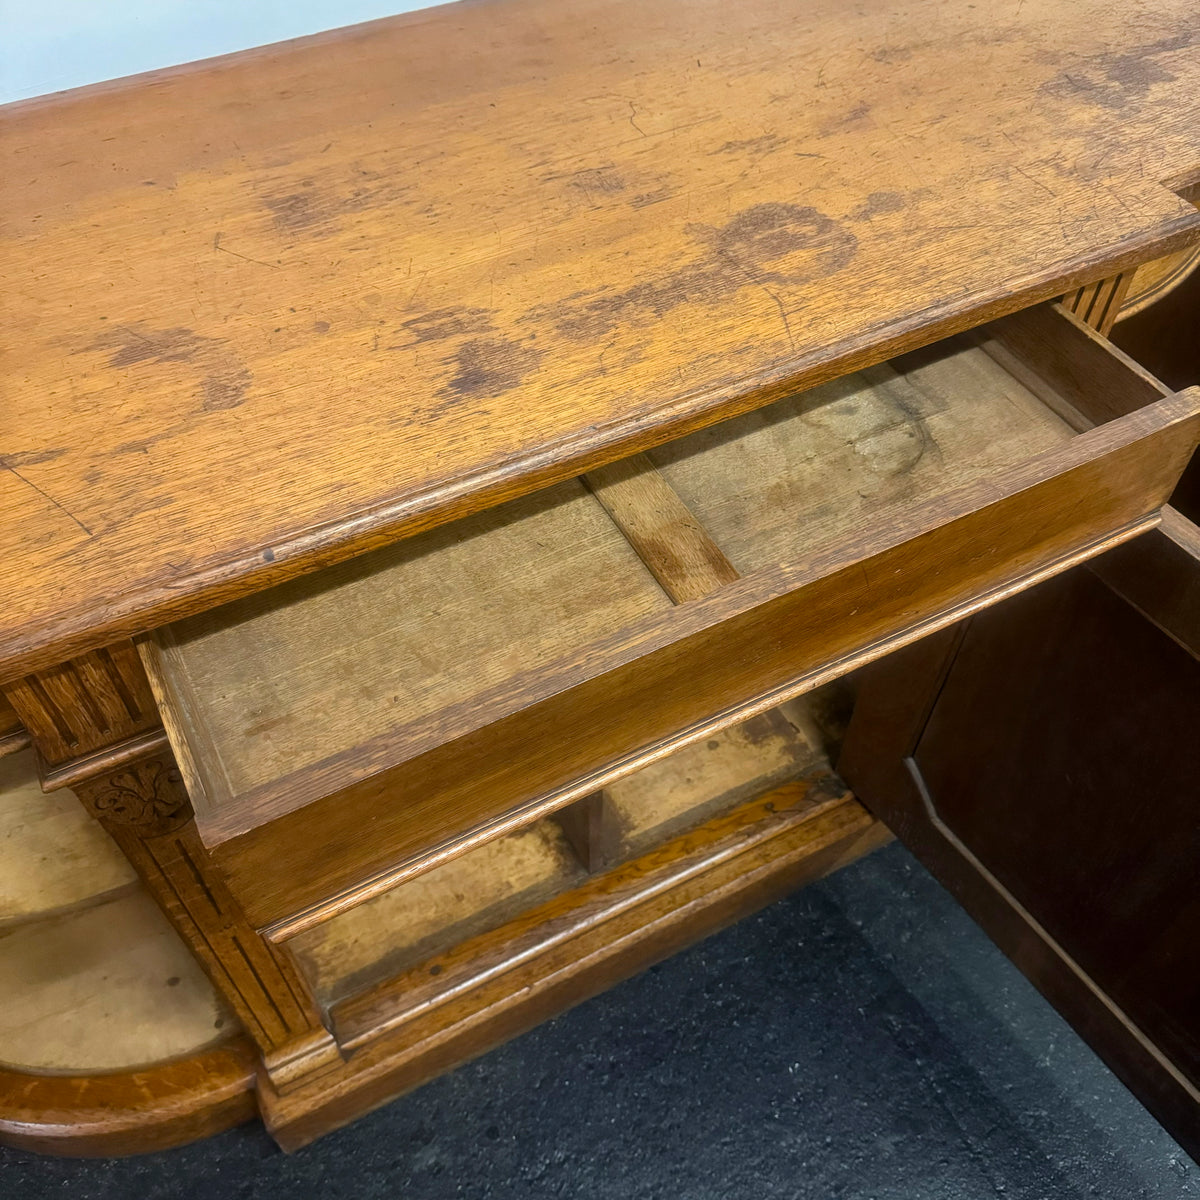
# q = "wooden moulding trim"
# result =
<box><xmin>1088</xmin><ymin>505</ymin><xmax>1200</xmax><ymax>661</ymax></box>
<box><xmin>0</xmin><ymin>728</ymin><xmax>32</xmax><ymax>759</ymax></box>
<box><xmin>37</xmin><ymin>726</ymin><xmax>170</xmax><ymax>793</ymax></box>
<box><xmin>5</xmin><ymin>215</ymin><xmax>1200</xmax><ymax>688</ymax></box>
<box><xmin>261</xmin><ymin>782</ymin><xmax>889</xmax><ymax>1148</ymax></box>
<box><xmin>0</xmin><ymin>1036</ymin><xmax>258</xmax><ymax>1158</ymax></box>
<box><xmin>263</xmin><ymin>513</ymin><xmax>1157</xmax><ymax>943</ymax></box>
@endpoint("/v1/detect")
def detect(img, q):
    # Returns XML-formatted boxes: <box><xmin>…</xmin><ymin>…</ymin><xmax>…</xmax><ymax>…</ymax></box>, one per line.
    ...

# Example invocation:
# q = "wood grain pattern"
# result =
<box><xmin>259</xmin><ymin>778</ymin><xmax>889</xmax><ymax>1150</ymax></box>
<box><xmin>582</xmin><ymin>453</ymin><xmax>739</xmax><ymax>601</ymax></box>
<box><xmin>142</xmin><ymin>479</ymin><xmax>670</xmax><ymax>835</ymax></box>
<box><xmin>4</xmin><ymin>0</ymin><xmax>1200</xmax><ymax>681</ymax></box>
<box><xmin>1063</xmin><ymin>272</ymin><xmax>1132</xmax><ymax>335</ymax></box>
<box><xmin>214</xmin><ymin>386</ymin><xmax>1200</xmax><ymax>934</ymax></box>
<box><xmin>647</xmin><ymin>341</ymin><xmax>1072</xmax><ymax>574</ymax></box>
<box><xmin>0</xmin><ymin>1039</ymin><xmax>256</xmax><ymax>1157</ymax></box>
<box><xmin>3</xmin><ymin>643</ymin><xmax>159</xmax><ymax>765</ymax></box>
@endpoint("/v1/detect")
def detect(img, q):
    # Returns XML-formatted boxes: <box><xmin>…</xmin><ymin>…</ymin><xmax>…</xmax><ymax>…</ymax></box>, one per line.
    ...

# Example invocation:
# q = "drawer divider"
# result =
<box><xmin>583</xmin><ymin>453</ymin><xmax>740</xmax><ymax>603</ymax></box>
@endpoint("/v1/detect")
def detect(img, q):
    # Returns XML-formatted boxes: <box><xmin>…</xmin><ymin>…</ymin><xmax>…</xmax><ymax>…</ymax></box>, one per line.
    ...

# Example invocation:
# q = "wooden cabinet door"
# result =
<box><xmin>839</xmin><ymin>552</ymin><xmax>1200</xmax><ymax>1159</ymax></box>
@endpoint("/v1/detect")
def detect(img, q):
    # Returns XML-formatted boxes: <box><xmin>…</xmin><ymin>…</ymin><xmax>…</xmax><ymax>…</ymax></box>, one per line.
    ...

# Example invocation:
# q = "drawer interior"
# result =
<box><xmin>149</xmin><ymin>479</ymin><xmax>671</xmax><ymax>810</ymax></box>
<box><xmin>649</xmin><ymin>342</ymin><xmax>1072</xmax><ymax>575</ymax></box>
<box><xmin>143</xmin><ymin>301</ymin><xmax>1199</xmax><ymax>911</ymax></box>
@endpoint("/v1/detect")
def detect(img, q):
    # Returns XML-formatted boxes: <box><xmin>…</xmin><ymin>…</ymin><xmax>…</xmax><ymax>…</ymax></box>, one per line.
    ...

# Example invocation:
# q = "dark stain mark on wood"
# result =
<box><xmin>263</xmin><ymin>181</ymin><xmax>338</xmax><ymax>234</ymax></box>
<box><xmin>398</xmin><ymin>307</ymin><xmax>495</xmax><ymax>345</ymax></box>
<box><xmin>871</xmin><ymin>45</ymin><xmax>913</xmax><ymax>64</ymax></box>
<box><xmin>821</xmin><ymin>101</ymin><xmax>872</xmax><ymax>134</ymax></box>
<box><xmin>568</xmin><ymin>167</ymin><xmax>626</xmax><ymax>195</ymax></box>
<box><xmin>313</xmin><ymin>320</ymin><xmax>331</xmax><ymax>334</ymax></box>
<box><xmin>0</xmin><ymin>448</ymin><xmax>67</xmax><ymax>468</ymax></box>
<box><xmin>1041</xmin><ymin>29</ymin><xmax>1194</xmax><ymax>110</ymax></box>
<box><xmin>533</xmin><ymin>203</ymin><xmax>857</xmax><ymax>341</ymax></box>
<box><xmin>201</xmin><ymin>367</ymin><xmax>254</xmax><ymax>411</ymax></box>
<box><xmin>711</xmin><ymin>133</ymin><xmax>786</xmax><ymax>157</ymax></box>
<box><xmin>832</xmin><ymin>364</ymin><xmax>945</xmax><ymax>495</ymax></box>
<box><xmin>851</xmin><ymin>191</ymin><xmax>906</xmax><ymax>221</ymax></box>
<box><xmin>442</xmin><ymin>336</ymin><xmax>543</xmax><ymax>400</ymax></box>
<box><xmin>90</xmin><ymin>325</ymin><xmax>206</xmax><ymax>368</ymax></box>
<box><xmin>85</xmin><ymin>323</ymin><xmax>252</xmax><ymax>412</ymax></box>
<box><xmin>703</xmin><ymin>203</ymin><xmax>859</xmax><ymax>285</ymax></box>
<box><xmin>257</xmin><ymin>166</ymin><xmax>416</xmax><ymax>239</ymax></box>
<box><xmin>628</xmin><ymin>187</ymin><xmax>674</xmax><ymax>209</ymax></box>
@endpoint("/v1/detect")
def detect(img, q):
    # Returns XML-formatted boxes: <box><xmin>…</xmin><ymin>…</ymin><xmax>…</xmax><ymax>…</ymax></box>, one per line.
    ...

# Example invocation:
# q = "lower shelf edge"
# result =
<box><xmin>261</xmin><ymin>774</ymin><xmax>888</xmax><ymax>1150</ymax></box>
<box><xmin>0</xmin><ymin>1037</ymin><xmax>258</xmax><ymax>1157</ymax></box>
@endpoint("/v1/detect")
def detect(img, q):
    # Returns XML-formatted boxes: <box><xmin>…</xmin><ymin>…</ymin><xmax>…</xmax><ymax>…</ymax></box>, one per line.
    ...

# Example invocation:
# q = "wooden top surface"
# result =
<box><xmin>3</xmin><ymin>0</ymin><xmax>1200</xmax><ymax>678</ymax></box>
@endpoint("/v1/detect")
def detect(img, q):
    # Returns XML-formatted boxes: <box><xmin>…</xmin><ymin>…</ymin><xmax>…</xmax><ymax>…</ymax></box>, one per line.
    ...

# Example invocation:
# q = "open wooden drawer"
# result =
<box><xmin>140</xmin><ymin>301</ymin><xmax>1200</xmax><ymax>935</ymax></box>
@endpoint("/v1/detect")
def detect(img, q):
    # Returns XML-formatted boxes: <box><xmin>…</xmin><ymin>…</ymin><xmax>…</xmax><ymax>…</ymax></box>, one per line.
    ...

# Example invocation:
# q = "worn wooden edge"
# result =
<box><xmin>259</xmin><ymin>780</ymin><xmax>890</xmax><ymax>1150</ymax></box>
<box><xmin>195</xmin><ymin>379</ymin><xmax>1200</xmax><ymax>850</ymax></box>
<box><xmin>37</xmin><ymin>726</ymin><xmax>169</xmax><ymax>793</ymax></box>
<box><xmin>0</xmin><ymin>1036</ymin><xmax>258</xmax><ymax>1158</ymax></box>
<box><xmin>136</xmin><ymin>634</ymin><xmax>228</xmax><ymax>825</ymax></box>
<box><xmin>1089</xmin><ymin>505</ymin><xmax>1200</xmax><ymax>660</ymax></box>
<box><xmin>4</xmin><ymin>220</ymin><xmax>1199</xmax><ymax>688</ymax></box>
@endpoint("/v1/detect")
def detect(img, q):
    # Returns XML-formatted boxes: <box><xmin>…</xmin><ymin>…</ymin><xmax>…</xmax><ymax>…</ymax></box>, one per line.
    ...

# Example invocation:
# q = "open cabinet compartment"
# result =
<box><xmin>287</xmin><ymin>698</ymin><xmax>833</xmax><ymax>1010</ymax></box>
<box><xmin>141</xmin><ymin>301</ymin><xmax>1200</xmax><ymax>933</ymax></box>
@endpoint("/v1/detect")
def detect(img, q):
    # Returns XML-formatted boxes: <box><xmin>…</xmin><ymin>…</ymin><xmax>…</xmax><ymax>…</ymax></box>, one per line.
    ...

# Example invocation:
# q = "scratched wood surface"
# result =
<box><xmin>3</xmin><ymin>0</ymin><xmax>1200</xmax><ymax>679</ymax></box>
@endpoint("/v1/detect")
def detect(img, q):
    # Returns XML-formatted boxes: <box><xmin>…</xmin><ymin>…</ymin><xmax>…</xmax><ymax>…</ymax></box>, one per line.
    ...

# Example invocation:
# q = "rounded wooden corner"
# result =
<box><xmin>0</xmin><ymin>1035</ymin><xmax>259</xmax><ymax>1158</ymax></box>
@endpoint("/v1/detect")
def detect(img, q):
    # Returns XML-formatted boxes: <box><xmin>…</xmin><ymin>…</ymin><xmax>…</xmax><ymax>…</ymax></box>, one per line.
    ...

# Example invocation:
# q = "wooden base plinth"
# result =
<box><xmin>0</xmin><ymin>1042</ymin><xmax>257</xmax><ymax>1158</ymax></box>
<box><xmin>259</xmin><ymin>778</ymin><xmax>886</xmax><ymax>1150</ymax></box>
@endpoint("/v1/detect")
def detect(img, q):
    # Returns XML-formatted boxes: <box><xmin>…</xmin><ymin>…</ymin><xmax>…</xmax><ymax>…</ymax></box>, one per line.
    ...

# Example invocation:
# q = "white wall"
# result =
<box><xmin>0</xmin><ymin>1</ymin><xmax>444</xmax><ymax>105</ymax></box>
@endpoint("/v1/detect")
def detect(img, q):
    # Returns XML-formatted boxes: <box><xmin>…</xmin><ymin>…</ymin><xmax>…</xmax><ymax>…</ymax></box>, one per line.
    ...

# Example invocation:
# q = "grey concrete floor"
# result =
<box><xmin>2</xmin><ymin>842</ymin><xmax>1194</xmax><ymax>1199</ymax></box>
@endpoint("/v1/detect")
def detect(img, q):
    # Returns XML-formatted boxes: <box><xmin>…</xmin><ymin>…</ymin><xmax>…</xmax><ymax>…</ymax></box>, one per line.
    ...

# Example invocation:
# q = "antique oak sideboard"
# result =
<box><xmin>2</xmin><ymin>0</ymin><xmax>1198</xmax><ymax>1157</ymax></box>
